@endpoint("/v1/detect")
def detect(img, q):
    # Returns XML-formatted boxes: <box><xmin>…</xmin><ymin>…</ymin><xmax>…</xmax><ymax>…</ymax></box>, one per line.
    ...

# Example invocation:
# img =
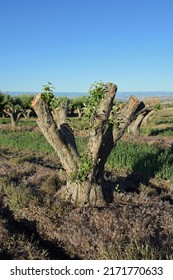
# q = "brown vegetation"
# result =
<box><xmin>0</xmin><ymin>144</ymin><xmax>173</xmax><ymax>259</ymax></box>
<box><xmin>1</xmin><ymin>88</ymin><xmax>173</xmax><ymax>260</ymax></box>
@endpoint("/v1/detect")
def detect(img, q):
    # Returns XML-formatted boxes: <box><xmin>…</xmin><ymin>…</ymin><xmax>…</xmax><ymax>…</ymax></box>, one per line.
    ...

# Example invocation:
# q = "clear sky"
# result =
<box><xmin>0</xmin><ymin>0</ymin><xmax>173</xmax><ymax>93</ymax></box>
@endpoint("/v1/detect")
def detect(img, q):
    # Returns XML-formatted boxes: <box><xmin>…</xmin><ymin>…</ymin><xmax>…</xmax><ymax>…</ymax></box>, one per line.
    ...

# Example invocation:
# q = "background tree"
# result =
<box><xmin>68</xmin><ymin>96</ymin><xmax>88</xmax><ymax>118</ymax></box>
<box><xmin>32</xmin><ymin>82</ymin><xmax>144</xmax><ymax>206</ymax></box>
<box><xmin>128</xmin><ymin>97</ymin><xmax>161</xmax><ymax>136</ymax></box>
<box><xmin>0</xmin><ymin>92</ymin><xmax>34</xmax><ymax>127</ymax></box>
<box><xmin>1</xmin><ymin>94</ymin><xmax>23</xmax><ymax>127</ymax></box>
<box><xmin>19</xmin><ymin>94</ymin><xmax>35</xmax><ymax>118</ymax></box>
<box><xmin>0</xmin><ymin>91</ymin><xmax>5</xmax><ymax>117</ymax></box>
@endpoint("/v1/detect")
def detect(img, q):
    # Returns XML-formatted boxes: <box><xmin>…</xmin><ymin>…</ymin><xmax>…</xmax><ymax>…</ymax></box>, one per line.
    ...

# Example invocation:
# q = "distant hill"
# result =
<box><xmin>116</xmin><ymin>91</ymin><xmax>173</xmax><ymax>100</ymax></box>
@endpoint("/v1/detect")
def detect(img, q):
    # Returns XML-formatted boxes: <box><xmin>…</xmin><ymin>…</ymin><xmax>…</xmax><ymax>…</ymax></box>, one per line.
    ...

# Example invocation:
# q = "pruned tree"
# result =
<box><xmin>0</xmin><ymin>93</ymin><xmax>34</xmax><ymax>127</ymax></box>
<box><xmin>2</xmin><ymin>94</ymin><xmax>23</xmax><ymax>127</ymax></box>
<box><xmin>0</xmin><ymin>91</ymin><xmax>5</xmax><ymax>117</ymax></box>
<box><xmin>128</xmin><ymin>97</ymin><xmax>161</xmax><ymax>136</ymax></box>
<box><xmin>32</xmin><ymin>82</ymin><xmax>144</xmax><ymax>206</ymax></box>
<box><xmin>68</xmin><ymin>96</ymin><xmax>88</xmax><ymax>118</ymax></box>
<box><xmin>141</xmin><ymin>109</ymin><xmax>157</xmax><ymax>126</ymax></box>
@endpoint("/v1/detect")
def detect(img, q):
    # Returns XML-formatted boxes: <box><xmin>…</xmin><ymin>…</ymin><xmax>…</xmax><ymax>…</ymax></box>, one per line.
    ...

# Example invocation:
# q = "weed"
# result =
<box><xmin>1</xmin><ymin>183</ymin><xmax>37</xmax><ymax>212</ymax></box>
<box><xmin>102</xmin><ymin>240</ymin><xmax>162</xmax><ymax>260</ymax></box>
<box><xmin>40</xmin><ymin>175</ymin><xmax>60</xmax><ymax>195</ymax></box>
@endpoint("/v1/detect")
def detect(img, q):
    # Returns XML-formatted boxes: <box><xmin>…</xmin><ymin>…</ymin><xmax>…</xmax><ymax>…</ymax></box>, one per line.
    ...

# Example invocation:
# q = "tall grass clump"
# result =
<box><xmin>1</xmin><ymin>183</ymin><xmax>37</xmax><ymax>212</ymax></box>
<box><xmin>107</xmin><ymin>141</ymin><xmax>173</xmax><ymax>180</ymax></box>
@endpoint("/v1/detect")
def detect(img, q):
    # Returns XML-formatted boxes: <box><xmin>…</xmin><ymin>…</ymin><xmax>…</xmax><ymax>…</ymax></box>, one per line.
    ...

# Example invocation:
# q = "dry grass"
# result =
<box><xmin>1</xmin><ymin>110</ymin><xmax>173</xmax><ymax>260</ymax></box>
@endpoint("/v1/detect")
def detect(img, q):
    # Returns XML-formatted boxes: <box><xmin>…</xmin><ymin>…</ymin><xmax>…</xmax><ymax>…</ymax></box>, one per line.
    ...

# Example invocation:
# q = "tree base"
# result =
<box><xmin>56</xmin><ymin>181</ymin><xmax>106</xmax><ymax>206</ymax></box>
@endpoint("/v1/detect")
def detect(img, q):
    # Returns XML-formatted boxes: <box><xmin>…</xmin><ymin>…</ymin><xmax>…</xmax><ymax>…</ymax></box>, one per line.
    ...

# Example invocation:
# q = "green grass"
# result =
<box><xmin>0</xmin><ymin>117</ymin><xmax>37</xmax><ymax>126</ymax></box>
<box><xmin>68</xmin><ymin>116</ymin><xmax>90</xmax><ymax>130</ymax></box>
<box><xmin>0</xmin><ymin>130</ymin><xmax>53</xmax><ymax>153</ymax></box>
<box><xmin>107</xmin><ymin>141</ymin><xmax>173</xmax><ymax>180</ymax></box>
<box><xmin>1</xmin><ymin>129</ymin><xmax>173</xmax><ymax>180</ymax></box>
<box><xmin>149</xmin><ymin>128</ymin><xmax>173</xmax><ymax>137</ymax></box>
<box><xmin>0</xmin><ymin>118</ymin><xmax>11</xmax><ymax>124</ymax></box>
<box><xmin>155</xmin><ymin>117</ymin><xmax>173</xmax><ymax>125</ymax></box>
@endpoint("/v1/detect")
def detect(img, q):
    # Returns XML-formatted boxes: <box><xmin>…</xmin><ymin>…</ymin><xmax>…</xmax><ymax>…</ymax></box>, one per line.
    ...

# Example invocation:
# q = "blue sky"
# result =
<box><xmin>0</xmin><ymin>0</ymin><xmax>173</xmax><ymax>93</ymax></box>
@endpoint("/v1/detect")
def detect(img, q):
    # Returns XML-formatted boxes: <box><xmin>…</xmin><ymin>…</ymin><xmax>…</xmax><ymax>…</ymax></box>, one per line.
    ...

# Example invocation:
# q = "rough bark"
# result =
<box><xmin>94</xmin><ymin>96</ymin><xmax>143</xmax><ymax>181</ymax></box>
<box><xmin>32</xmin><ymin>94</ymin><xmax>80</xmax><ymax>174</ymax></box>
<box><xmin>57</xmin><ymin>180</ymin><xmax>104</xmax><ymax>206</ymax></box>
<box><xmin>53</xmin><ymin>106</ymin><xmax>67</xmax><ymax>127</ymax></box>
<box><xmin>32</xmin><ymin>86</ymin><xmax>144</xmax><ymax>206</ymax></box>
<box><xmin>88</xmin><ymin>83</ymin><xmax>117</xmax><ymax>165</ymax></box>
<box><xmin>53</xmin><ymin>107</ymin><xmax>79</xmax><ymax>156</ymax></box>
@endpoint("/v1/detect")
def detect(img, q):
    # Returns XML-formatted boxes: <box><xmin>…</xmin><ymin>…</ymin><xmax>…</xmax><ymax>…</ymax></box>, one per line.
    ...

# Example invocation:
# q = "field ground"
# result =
<box><xmin>0</xmin><ymin>105</ymin><xmax>173</xmax><ymax>259</ymax></box>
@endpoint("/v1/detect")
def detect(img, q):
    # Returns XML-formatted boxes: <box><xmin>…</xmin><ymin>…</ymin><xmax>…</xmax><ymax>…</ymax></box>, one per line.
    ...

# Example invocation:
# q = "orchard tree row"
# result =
<box><xmin>0</xmin><ymin>82</ymin><xmax>160</xmax><ymax>133</ymax></box>
<box><xmin>0</xmin><ymin>92</ymin><xmax>35</xmax><ymax>127</ymax></box>
<box><xmin>0</xmin><ymin>90</ymin><xmax>89</xmax><ymax>127</ymax></box>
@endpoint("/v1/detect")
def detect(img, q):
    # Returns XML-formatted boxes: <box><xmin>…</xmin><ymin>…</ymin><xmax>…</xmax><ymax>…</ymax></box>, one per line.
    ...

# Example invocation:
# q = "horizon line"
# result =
<box><xmin>5</xmin><ymin>90</ymin><xmax>173</xmax><ymax>93</ymax></box>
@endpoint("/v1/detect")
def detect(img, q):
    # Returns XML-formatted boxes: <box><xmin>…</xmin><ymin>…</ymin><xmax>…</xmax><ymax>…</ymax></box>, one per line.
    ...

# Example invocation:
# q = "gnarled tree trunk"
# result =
<box><xmin>32</xmin><ymin>83</ymin><xmax>143</xmax><ymax>206</ymax></box>
<box><xmin>3</xmin><ymin>109</ymin><xmax>23</xmax><ymax>128</ymax></box>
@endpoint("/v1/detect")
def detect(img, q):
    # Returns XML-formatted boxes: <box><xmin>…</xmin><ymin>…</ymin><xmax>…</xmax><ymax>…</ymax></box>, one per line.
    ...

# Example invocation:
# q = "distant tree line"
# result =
<box><xmin>0</xmin><ymin>91</ymin><xmax>90</xmax><ymax>127</ymax></box>
<box><xmin>0</xmin><ymin>90</ymin><xmax>111</xmax><ymax>127</ymax></box>
<box><xmin>0</xmin><ymin>88</ymin><xmax>160</xmax><ymax>134</ymax></box>
<box><xmin>0</xmin><ymin>92</ymin><xmax>36</xmax><ymax>127</ymax></box>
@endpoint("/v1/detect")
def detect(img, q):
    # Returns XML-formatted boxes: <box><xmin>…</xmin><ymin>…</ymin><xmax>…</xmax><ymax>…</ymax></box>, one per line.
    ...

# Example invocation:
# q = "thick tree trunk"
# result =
<box><xmin>32</xmin><ymin>84</ymin><xmax>143</xmax><ymax>206</ymax></box>
<box><xmin>32</xmin><ymin>94</ymin><xmax>80</xmax><ymax>174</ymax></box>
<box><xmin>57</xmin><ymin>180</ymin><xmax>104</xmax><ymax>206</ymax></box>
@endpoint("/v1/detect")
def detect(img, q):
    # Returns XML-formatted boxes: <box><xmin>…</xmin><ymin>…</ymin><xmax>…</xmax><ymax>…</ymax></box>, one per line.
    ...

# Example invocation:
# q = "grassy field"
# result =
<box><xmin>0</xmin><ymin>126</ymin><xmax>173</xmax><ymax>180</ymax></box>
<box><xmin>0</xmin><ymin>130</ymin><xmax>53</xmax><ymax>153</ymax></box>
<box><xmin>0</xmin><ymin>107</ymin><xmax>173</xmax><ymax>260</ymax></box>
<box><xmin>140</xmin><ymin>107</ymin><xmax>173</xmax><ymax>136</ymax></box>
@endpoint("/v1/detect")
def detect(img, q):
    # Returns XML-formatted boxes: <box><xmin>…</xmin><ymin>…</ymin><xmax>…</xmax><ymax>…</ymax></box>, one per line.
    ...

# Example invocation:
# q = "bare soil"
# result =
<box><xmin>0</xmin><ymin>143</ymin><xmax>173</xmax><ymax>259</ymax></box>
<box><xmin>1</xmin><ymin>110</ymin><xmax>173</xmax><ymax>259</ymax></box>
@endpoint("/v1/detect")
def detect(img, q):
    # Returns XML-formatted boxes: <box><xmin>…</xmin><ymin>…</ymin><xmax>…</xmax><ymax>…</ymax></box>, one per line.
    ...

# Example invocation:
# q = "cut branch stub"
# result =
<box><xmin>88</xmin><ymin>82</ymin><xmax>117</xmax><ymax>164</ymax></box>
<box><xmin>127</xmin><ymin>97</ymin><xmax>159</xmax><ymax>135</ymax></box>
<box><xmin>95</xmin><ymin>95</ymin><xmax>143</xmax><ymax>181</ymax></box>
<box><xmin>32</xmin><ymin>85</ymin><xmax>144</xmax><ymax>206</ymax></box>
<box><xmin>32</xmin><ymin>94</ymin><xmax>80</xmax><ymax>174</ymax></box>
<box><xmin>113</xmin><ymin>95</ymin><xmax>142</xmax><ymax>141</ymax></box>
